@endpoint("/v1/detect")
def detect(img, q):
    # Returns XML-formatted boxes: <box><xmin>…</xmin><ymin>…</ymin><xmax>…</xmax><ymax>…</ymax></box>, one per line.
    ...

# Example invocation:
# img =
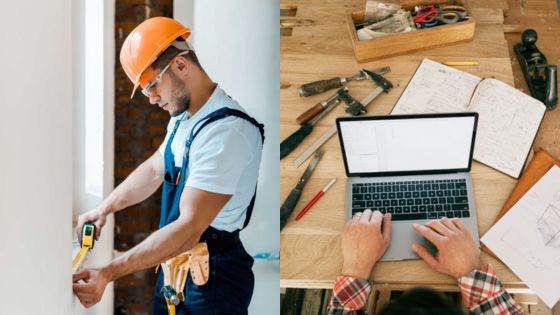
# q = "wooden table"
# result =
<box><xmin>280</xmin><ymin>0</ymin><xmax>559</xmax><ymax>294</ymax></box>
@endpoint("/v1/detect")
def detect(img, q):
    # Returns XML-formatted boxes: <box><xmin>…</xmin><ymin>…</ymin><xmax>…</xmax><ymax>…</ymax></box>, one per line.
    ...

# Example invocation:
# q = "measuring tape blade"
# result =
<box><xmin>72</xmin><ymin>247</ymin><xmax>89</xmax><ymax>272</ymax></box>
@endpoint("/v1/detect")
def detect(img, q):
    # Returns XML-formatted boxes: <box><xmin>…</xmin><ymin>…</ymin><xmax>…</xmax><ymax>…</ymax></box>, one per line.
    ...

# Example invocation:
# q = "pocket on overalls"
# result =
<box><xmin>163</xmin><ymin>170</ymin><xmax>180</xmax><ymax>186</ymax></box>
<box><xmin>211</xmin><ymin>245</ymin><xmax>254</xmax><ymax>314</ymax></box>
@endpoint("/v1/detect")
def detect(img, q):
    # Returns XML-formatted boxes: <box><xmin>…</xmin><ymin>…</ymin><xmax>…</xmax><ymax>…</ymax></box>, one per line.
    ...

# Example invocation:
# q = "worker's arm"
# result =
<box><xmin>72</xmin><ymin>186</ymin><xmax>230</xmax><ymax>308</ymax></box>
<box><xmin>75</xmin><ymin>151</ymin><xmax>165</xmax><ymax>240</ymax></box>
<box><xmin>458</xmin><ymin>264</ymin><xmax>527</xmax><ymax>315</ymax></box>
<box><xmin>413</xmin><ymin>218</ymin><xmax>527</xmax><ymax>315</ymax></box>
<box><xmin>327</xmin><ymin>209</ymin><xmax>392</xmax><ymax>315</ymax></box>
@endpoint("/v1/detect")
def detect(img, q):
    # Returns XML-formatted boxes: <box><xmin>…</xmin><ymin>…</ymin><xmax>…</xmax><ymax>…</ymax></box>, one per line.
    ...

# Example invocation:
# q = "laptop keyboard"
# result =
<box><xmin>352</xmin><ymin>179</ymin><xmax>470</xmax><ymax>221</ymax></box>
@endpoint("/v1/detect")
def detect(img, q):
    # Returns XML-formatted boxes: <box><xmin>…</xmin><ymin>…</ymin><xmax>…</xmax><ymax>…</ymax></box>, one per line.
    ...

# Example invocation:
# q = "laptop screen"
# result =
<box><xmin>336</xmin><ymin>113</ymin><xmax>478</xmax><ymax>176</ymax></box>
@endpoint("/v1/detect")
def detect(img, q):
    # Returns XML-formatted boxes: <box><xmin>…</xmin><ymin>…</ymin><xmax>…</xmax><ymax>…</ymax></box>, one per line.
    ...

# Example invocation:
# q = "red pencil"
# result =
<box><xmin>295</xmin><ymin>178</ymin><xmax>337</xmax><ymax>221</ymax></box>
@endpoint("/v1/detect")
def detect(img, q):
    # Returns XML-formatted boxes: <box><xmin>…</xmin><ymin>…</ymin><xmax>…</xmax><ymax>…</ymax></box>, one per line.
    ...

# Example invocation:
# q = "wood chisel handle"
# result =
<box><xmin>280</xmin><ymin>188</ymin><xmax>302</xmax><ymax>230</ymax></box>
<box><xmin>280</xmin><ymin>123</ymin><xmax>313</xmax><ymax>159</ymax></box>
<box><xmin>298</xmin><ymin>78</ymin><xmax>342</xmax><ymax>97</ymax></box>
<box><xmin>296</xmin><ymin>103</ymin><xmax>325</xmax><ymax>125</ymax></box>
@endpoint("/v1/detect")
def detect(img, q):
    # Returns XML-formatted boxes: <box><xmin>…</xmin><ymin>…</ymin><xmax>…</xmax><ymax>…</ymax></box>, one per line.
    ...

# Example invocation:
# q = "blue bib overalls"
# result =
<box><xmin>152</xmin><ymin>108</ymin><xmax>265</xmax><ymax>315</ymax></box>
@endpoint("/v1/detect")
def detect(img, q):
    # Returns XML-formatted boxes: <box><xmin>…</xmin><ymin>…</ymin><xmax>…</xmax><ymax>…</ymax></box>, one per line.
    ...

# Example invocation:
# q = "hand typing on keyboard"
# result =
<box><xmin>341</xmin><ymin>209</ymin><xmax>392</xmax><ymax>279</ymax></box>
<box><xmin>412</xmin><ymin>218</ymin><xmax>480</xmax><ymax>279</ymax></box>
<box><xmin>352</xmin><ymin>179</ymin><xmax>470</xmax><ymax>221</ymax></box>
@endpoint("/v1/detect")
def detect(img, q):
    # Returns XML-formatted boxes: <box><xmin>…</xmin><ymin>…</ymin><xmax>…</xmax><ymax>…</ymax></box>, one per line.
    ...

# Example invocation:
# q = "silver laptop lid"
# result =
<box><xmin>336</xmin><ymin>113</ymin><xmax>478</xmax><ymax>177</ymax></box>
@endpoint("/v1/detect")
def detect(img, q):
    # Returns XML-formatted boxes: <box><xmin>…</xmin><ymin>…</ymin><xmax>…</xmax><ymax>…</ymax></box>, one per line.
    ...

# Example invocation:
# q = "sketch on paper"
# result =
<box><xmin>537</xmin><ymin>204</ymin><xmax>560</xmax><ymax>248</ymax></box>
<box><xmin>481</xmin><ymin>165</ymin><xmax>560</xmax><ymax>308</ymax></box>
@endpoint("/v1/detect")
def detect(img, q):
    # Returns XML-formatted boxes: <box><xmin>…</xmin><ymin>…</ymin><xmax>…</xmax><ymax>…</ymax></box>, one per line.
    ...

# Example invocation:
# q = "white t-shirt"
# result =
<box><xmin>158</xmin><ymin>86</ymin><xmax>263</xmax><ymax>232</ymax></box>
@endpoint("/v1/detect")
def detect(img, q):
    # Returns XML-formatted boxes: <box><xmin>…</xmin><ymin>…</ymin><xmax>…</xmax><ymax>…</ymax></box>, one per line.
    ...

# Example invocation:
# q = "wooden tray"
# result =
<box><xmin>347</xmin><ymin>0</ymin><xmax>476</xmax><ymax>62</ymax></box>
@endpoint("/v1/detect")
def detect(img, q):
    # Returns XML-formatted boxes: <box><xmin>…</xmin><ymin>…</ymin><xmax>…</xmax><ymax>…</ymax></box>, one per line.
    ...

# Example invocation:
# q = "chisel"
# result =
<box><xmin>296</xmin><ymin>88</ymin><xmax>344</xmax><ymax>125</ymax></box>
<box><xmin>280</xmin><ymin>149</ymin><xmax>324</xmax><ymax>230</ymax></box>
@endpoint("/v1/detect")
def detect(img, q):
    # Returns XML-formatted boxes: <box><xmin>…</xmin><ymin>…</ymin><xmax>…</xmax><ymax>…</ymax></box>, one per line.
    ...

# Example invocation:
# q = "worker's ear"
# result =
<box><xmin>174</xmin><ymin>56</ymin><xmax>188</xmax><ymax>73</ymax></box>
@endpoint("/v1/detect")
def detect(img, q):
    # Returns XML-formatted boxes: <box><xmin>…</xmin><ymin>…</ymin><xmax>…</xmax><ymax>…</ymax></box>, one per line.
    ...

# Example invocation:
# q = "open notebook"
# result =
<box><xmin>391</xmin><ymin>59</ymin><xmax>546</xmax><ymax>178</ymax></box>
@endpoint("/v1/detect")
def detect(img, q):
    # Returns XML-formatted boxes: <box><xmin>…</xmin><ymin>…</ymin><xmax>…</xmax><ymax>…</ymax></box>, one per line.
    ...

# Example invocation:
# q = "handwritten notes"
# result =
<box><xmin>391</xmin><ymin>59</ymin><xmax>546</xmax><ymax>178</ymax></box>
<box><xmin>469</xmin><ymin>79</ymin><xmax>546</xmax><ymax>177</ymax></box>
<box><xmin>482</xmin><ymin>165</ymin><xmax>560</xmax><ymax>308</ymax></box>
<box><xmin>393</xmin><ymin>59</ymin><xmax>480</xmax><ymax>115</ymax></box>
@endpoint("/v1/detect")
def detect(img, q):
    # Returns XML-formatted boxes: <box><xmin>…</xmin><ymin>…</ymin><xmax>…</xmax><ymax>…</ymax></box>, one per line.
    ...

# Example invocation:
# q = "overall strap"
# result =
<box><xmin>181</xmin><ymin>107</ymin><xmax>265</xmax><ymax>230</ymax></box>
<box><xmin>188</xmin><ymin>107</ymin><xmax>264</xmax><ymax>151</ymax></box>
<box><xmin>164</xmin><ymin>115</ymin><xmax>185</xmax><ymax>168</ymax></box>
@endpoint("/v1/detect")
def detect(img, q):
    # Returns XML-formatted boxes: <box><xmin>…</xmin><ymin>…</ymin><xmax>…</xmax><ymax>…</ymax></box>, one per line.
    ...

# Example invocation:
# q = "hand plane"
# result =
<box><xmin>514</xmin><ymin>29</ymin><xmax>557</xmax><ymax>110</ymax></box>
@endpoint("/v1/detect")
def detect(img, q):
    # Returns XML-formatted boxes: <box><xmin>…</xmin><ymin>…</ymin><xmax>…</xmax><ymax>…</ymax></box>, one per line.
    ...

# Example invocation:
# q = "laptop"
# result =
<box><xmin>336</xmin><ymin>113</ymin><xmax>480</xmax><ymax>260</ymax></box>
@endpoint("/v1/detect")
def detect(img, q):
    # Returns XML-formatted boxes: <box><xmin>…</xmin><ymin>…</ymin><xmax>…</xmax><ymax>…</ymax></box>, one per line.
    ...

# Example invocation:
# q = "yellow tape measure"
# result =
<box><xmin>72</xmin><ymin>222</ymin><xmax>96</xmax><ymax>272</ymax></box>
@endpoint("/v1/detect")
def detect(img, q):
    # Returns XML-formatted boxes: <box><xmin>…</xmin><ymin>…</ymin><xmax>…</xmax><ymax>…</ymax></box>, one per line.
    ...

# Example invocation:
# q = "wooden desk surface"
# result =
<box><xmin>280</xmin><ymin>0</ymin><xmax>560</xmax><ymax>289</ymax></box>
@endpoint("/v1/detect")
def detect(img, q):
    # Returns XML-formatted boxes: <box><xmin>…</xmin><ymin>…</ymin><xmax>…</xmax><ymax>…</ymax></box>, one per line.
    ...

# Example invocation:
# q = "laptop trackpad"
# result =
<box><xmin>381</xmin><ymin>221</ymin><xmax>438</xmax><ymax>261</ymax></box>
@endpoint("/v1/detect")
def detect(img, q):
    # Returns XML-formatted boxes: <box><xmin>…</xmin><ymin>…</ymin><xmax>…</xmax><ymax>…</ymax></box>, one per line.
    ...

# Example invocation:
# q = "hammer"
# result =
<box><xmin>297</xmin><ymin>66</ymin><xmax>391</xmax><ymax>97</ymax></box>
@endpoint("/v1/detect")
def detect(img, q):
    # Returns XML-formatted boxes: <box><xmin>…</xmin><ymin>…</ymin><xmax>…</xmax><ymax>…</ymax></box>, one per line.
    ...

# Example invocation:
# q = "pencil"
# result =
<box><xmin>295</xmin><ymin>178</ymin><xmax>337</xmax><ymax>221</ymax></box>
<box><xmin>443</xmin><ymin>61</ymin><xmax>479</xmax><ymax>66</ymax></box>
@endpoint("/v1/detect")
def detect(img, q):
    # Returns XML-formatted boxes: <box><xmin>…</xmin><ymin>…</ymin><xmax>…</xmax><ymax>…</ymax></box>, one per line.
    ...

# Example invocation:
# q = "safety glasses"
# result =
<box><xmin>141</xmin><ymin>50</ymin><xmax>190</xmax><ymax>98</ymax></box>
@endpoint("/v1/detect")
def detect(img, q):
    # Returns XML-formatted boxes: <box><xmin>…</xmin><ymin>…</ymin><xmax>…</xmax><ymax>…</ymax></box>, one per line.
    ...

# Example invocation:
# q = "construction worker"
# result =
<box><xmin>72</xmin><ymin>17</ymin><xmax>264</xmax><ymax>315</ymax></box>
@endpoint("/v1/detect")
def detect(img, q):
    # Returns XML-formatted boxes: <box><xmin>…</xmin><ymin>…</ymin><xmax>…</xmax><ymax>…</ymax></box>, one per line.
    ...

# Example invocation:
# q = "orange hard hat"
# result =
<box><xmin>120</xmin><ymin>17</ymin><xmax>192</xmax><ymax>98</ymax></box>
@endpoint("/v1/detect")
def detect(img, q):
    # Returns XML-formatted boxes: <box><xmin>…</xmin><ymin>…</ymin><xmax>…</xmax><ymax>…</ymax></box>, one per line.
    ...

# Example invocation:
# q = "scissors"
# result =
<box><xmin>412</xmin><ymin>5</ymin><xmax>439</xmax><ymax>27</ymax></box>
<box><xmin>412</xmin><ymin>4</ymin><xmax>468</xmax><ymax>28</ymax></box>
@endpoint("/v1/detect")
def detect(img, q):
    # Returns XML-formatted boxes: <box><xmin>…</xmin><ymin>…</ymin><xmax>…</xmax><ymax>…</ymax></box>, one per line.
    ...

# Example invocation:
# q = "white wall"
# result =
<box><xmin>72</xmin><ymin>0</ymin><xmax>115</xmax><ymax>314</ymax></box>
<box><xmin>174</xmin><ymin>1</ymin><xmax>280</xmax><ymax>314</ymax></box>
<box><xmin>0</xmin><ymin>1</ymin><xmax>73</xmax><ymax>314</ymax></box>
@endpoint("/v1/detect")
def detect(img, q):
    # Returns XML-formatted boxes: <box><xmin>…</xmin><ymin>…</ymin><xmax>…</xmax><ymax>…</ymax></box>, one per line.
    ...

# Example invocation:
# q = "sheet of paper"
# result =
<box><xmin>481</xmin><ymin>165</ymin><xmax>560</xmax><ymax>308</ymax></box>
<box><xmin>467</xmin><ymin>79</ymin><xmax>546</xmax><ymax>178</ymax></box>
<box><xmin>391</xmin><ymin>58</ymin><xmax>481</xmax><ymax>115</ymax></box>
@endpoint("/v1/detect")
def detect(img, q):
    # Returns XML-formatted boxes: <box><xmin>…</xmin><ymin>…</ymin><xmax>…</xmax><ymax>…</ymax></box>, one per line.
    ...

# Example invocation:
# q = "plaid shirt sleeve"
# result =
<box><xmin>458</xmin><ymin>264</ymin><xmax>528</xmax><ymax>315</ymax></box>
<box><xmin>327</xmin><ymin>275</ymin><xmax>371</xmax><ymax>315</ymax></box>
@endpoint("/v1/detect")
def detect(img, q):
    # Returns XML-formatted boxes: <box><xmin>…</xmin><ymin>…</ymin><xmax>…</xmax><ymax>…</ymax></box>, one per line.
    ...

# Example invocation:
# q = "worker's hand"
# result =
<box><xmin>341</xmin><ymin>209</ymin><xmax>392</xmax><ymax>279</ymax></box>
<box><xmin>412</xmin><ymin>217</ymin><xmax>481</xmax><ymax>279</ymax></box>
<box><xmin>72</xmin><ymin>267</ymin><xmax>111</xmax><ymax>308</ymax></box>
<box><xmin>75</xmin><ymin>207</ymin><xmax>107</xmax><ymax>242</ymax></box>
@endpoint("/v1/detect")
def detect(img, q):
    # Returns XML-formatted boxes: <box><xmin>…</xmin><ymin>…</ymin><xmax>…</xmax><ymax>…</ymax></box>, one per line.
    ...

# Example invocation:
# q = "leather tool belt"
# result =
<box><xmin>159</xmin><ymin>242</ymin><xmax>210</xmax><ymax>308</ymax></box>
<box><xmin>158</xmin><ymin>231</ymin><xmax>242</xmax><ymax>314</ymax></box>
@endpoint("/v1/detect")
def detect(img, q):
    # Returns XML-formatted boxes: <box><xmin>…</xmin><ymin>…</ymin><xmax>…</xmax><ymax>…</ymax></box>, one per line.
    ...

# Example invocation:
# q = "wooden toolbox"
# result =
<box><xmin>347</xmin><ymin>0</ymin><xmax>476</xmax><ymax>62</ymax></box>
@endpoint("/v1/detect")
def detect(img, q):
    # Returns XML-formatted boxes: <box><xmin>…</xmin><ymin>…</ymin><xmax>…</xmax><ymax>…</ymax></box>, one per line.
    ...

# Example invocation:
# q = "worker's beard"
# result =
<box><xmin>170</xmin><ymin>93</ymin><xmax>189</xmax><ymax>117</ymax></box>
<box><xmin>168</xmin><ymin>71</ymin><xmax>190</xmax><ymax>117</ymax></box>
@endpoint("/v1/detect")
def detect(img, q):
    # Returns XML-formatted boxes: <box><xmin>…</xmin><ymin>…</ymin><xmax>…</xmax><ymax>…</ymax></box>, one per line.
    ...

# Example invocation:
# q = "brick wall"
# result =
<box><xmin>114</xmin><ymin>0</ymin><xmax>172</xmax><ymax>314</ymax></box>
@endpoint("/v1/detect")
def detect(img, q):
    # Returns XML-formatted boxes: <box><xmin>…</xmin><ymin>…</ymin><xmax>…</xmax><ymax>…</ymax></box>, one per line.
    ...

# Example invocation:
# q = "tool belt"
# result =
<box><xmin>159</xmin><ymin>242</ymin><xmax>210</xmax><ymax>308</ymax></box>
<box><xmin>158</xmin><ymin>230</ymin><xmax>242</xmax><ymax>312</ymax></box>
